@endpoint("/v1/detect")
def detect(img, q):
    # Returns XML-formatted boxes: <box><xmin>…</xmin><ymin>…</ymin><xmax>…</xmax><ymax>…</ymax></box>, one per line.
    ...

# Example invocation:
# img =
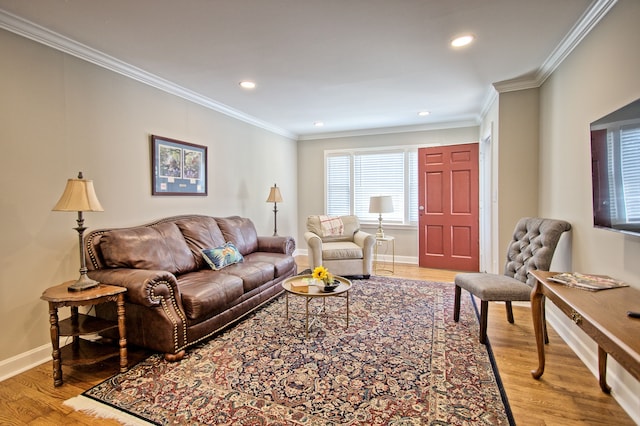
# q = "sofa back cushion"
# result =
<box><xmin>100</xmin><ymin>221</ymin><xmax>196</xmax><ymax>274</ymax></box>
<box><xmin>216</xmin><ymin>216</ymin><xmax>259</xmax><ymax>256</ymax></box>
<box><xmin>176</xmin><ymin>216</ymin><xmax>226</xmax><ymax>269</ymax></box>
<box><xmin>307</xmin><ymin>215</ymin><xmax>360</xmax><ymax>242</ymax></box>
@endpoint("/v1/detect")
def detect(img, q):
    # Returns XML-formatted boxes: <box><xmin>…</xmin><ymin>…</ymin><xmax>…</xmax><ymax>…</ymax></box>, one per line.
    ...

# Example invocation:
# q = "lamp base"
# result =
<box><xmin>67</xmin><ymin>275</ymin><xmax>100</xmax><ymax>292</ymax></box>
<box><xmin>376</xmin><ymin>214</ymin><xmax>385</xmax><ymax>238</ymax></box>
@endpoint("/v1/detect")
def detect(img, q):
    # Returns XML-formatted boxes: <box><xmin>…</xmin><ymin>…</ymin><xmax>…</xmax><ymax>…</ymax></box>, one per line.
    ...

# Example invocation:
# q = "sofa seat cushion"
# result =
<box><xmin>178</xmin><ymin>271</ymin><xmax>244</xmax><ymax>321</ymax></box>
<box><xmin>244</xmin><ymin>252</ymin><xmax>296</xmax><ymax>278</ymax></box>
<box><xmin>221</xmin><ymin>262</ymin><xmax>275</xmax><ymax>293</ymax></box>
<box><xmin>321</xmin><ymin>241</ymin><xmax>363</xmax><ymax>260</ymax></box>
<box><xmin>100</xmin><ymin>222</ymin><xmax>196</xmax><ymax>275</ymax></box>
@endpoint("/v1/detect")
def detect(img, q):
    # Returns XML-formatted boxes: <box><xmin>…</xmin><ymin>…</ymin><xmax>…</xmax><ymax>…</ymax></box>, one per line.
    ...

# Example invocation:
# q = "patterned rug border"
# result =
<box><xmin>66</xmin><ymin>276</ymin><xmax>516</xmax><ymax>426</ymax></box>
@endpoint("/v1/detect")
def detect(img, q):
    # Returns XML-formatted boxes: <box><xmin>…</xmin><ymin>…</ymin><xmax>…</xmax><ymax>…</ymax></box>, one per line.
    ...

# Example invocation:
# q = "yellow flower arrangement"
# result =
<box><xmin>312</xmin><ymin>265</ymin><xmax>334</xmax><ymax>285</ymax></box>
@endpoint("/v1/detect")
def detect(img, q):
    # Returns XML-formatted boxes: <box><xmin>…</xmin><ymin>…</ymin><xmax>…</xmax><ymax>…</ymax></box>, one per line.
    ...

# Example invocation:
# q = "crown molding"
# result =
<box><xmin>0</xmin><ymin>10</ymin><xmax>297</xmax><ymax>140</ymax></box>
<box><xmin>297</xmin><ymin>118</ymin><xmax>480</xmax><ymax>141</ymax></box>
<box><xmin>493</xmin><ymin>0</ymin><xmax>617</xmax><ymax>93</ymax></box>
<box><xmin>0</xmin><ymin>0</ymin><xmax>617</xmax><ymax>139</ymax></box>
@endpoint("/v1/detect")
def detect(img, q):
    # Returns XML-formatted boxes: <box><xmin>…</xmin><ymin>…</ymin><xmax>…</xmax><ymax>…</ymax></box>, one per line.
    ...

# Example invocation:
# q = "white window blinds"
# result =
<box><xmin>326</xmin><ymin>148</ymin><xmax>417</xmax><ymax>225</ymax></box>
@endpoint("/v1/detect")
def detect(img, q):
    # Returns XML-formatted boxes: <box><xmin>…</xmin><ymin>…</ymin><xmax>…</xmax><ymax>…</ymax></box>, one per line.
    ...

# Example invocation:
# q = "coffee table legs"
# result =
<box><xmin>285</xmin><ymin>293</ymin><xmax>350</xmax><ymax>338</ymax></box>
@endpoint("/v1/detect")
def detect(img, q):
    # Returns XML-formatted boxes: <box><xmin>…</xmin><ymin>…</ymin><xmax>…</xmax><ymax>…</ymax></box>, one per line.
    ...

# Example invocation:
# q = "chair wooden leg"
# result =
<box><xmin>505</xmin><ymin>301</ymin><xmax>515</xmax><ymax>323</ymax></box>
<box><xmin>479</xmin><ymin>300</ymin><xmax>488</xmax><ymax>344</ymax></box>
<box><xmin>453</xmin><ymin>285</ymin><xmax>462</xmax><ymax>322</ymax></box>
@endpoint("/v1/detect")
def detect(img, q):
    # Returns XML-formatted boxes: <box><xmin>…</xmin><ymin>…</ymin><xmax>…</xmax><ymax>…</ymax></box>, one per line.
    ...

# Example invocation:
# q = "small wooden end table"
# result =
<box><xmin>41</xmin><ymin>281</ymin><xmax>128</xmax><ymax>387</ymax></box>
<box><xmin>282</xmin><ymin>275</ymin><xmax>352</xmax><ymax>338</ymax></box>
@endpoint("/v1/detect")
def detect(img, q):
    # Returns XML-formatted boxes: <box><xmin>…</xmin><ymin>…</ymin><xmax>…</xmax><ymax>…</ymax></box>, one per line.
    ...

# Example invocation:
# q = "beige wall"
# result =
<box><xmin>297</xmin><ymin>127</ymin><xmax>479</xmax><ymax>260</ymax></box>
<box><xmin>539</xmin><ymin>0</ymin><xmax>640</xmax><ymax>285</ymax></box>
<box><xmin>496</xmin><ymin>88</ymin><xmax>540</xmax><ymax>260</ymax></box>
<box><xmin>537</xmin><ymin>0</ymin><xmax>640</xmax><ymax>411</ymax></box>
<box><xmin>0</xmin><ymin>29</ymin><xmax>297</xmax><ymax>363</ymax></box>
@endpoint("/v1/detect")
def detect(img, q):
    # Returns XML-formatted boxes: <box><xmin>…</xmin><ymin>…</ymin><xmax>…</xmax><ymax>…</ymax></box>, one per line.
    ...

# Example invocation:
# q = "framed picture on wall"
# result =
<box><xmin>151</xmin><ymin>135</ymin><xmax>207</xmax><ymax>195</ymax></box>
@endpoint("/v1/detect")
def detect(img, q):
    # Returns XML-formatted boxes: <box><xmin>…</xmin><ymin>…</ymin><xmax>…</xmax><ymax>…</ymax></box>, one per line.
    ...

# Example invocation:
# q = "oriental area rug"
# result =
<box><xmin>65</xmin><ymin>276</ymin><xmax>514</xmax><ymax>425</ymax></box>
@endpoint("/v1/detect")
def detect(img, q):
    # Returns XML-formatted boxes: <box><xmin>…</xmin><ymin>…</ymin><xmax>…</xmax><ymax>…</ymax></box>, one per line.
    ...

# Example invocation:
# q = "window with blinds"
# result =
<box><xmin>326</xmin><ymin>148</ymin><xmax>418</xmax><ymax>225</ymax></box>
<box><xmin>605</xmin><ymin>123</ymin><xmax>640</xmax><ymax>224</ymax></box>
<box><xmin>619</xmin><ymin>124</ymin><xmax>640</xmax><ymax>222</ymax></box>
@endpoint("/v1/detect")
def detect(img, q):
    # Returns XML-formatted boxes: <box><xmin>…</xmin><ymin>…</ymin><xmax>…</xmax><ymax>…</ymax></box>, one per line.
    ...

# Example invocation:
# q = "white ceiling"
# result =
<box><xmin>0</xmin><ymin>0</ymin><xmax>613</xmax><ymax>139</ymax></box>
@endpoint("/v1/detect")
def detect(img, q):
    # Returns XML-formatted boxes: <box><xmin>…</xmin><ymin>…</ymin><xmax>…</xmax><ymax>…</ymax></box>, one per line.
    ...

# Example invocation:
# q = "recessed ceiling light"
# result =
<box><xmin>314</xmin><ymin>121</ymin><xmax>324</xmax><ymax>127</ymax></box>
<box><xmin>239</xmin><ymin>81</ymin><xmax>256</xmax><ymax>89</ymax></box>
<box><xmin>418</xmin><ymin>111</ymin><xmax>431</xmax><ymax>117</ymax></box>
<box><xmin>451</xmin><ymin>34</ymin><xmax>475</xmax><ymax>48</ymax></box>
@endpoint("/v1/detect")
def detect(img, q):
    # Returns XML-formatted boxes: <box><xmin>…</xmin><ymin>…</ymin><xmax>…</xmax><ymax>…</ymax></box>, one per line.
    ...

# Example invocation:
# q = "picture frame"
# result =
<box><xmin>151</xmin><ymin>135</ymin><xmax>207</xmax><ymax>196</ymax></box>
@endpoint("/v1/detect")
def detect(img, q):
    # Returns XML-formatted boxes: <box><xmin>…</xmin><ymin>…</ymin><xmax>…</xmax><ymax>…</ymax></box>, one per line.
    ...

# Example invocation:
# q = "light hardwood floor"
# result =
<box><xmin>0</xmin><ymin>259</ymin><xmax>635</xmax><ymax>425</ymax></box>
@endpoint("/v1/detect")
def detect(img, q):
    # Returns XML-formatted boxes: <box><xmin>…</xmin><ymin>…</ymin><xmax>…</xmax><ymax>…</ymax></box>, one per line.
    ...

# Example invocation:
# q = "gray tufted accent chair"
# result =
<box><xmin>454</xmin><ymin>217</ymin><xmax>571</xmax><ymax>344</ymax></box>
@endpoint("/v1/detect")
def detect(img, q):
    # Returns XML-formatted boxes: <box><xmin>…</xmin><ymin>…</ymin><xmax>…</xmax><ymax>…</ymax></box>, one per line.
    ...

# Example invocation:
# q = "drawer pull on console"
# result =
<box><xmin>571</xmin><ymin>311</ymin><xmax>582</xmax><ymax>325</ymax></box>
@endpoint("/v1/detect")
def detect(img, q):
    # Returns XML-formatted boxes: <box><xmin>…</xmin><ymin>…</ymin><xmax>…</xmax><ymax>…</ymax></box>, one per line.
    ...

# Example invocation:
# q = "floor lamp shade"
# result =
<box><xmin>266</xmin><ymin>183</ymin><xmax>283</xmax><ymax>236</ymax></box>
<box><xmin>52</xmin><ymin>172</ymin><xmax>104</xmax><ymax>291</ymax></box>
<box><xmin>369</xmin><ymin>195</ymin><xmax>394</xmax><ymax>238</ymax></box>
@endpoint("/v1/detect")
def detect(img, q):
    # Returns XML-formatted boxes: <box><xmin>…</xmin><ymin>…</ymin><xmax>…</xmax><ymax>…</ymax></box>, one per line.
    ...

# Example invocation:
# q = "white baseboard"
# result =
<box><xmin>546</xmin><ymin>303</ymin><xmax>640</xmax><ymax>425</ymax></box>
<box><xmin>0</xmin><ymin>344</ymin><xmax>51</xmax><ymax>383</ymax></box>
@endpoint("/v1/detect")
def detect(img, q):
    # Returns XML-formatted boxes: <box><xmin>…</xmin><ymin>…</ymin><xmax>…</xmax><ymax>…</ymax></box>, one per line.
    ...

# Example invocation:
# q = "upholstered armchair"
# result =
<box><xmin>304</xmin><ymin>215</ymin><xmax>375</xmax><ymax>278</ymax></box>
<box><xmin>454</xmin><ymin>217</ymin><xmax>571</xmax><ymax>344</ymax></box>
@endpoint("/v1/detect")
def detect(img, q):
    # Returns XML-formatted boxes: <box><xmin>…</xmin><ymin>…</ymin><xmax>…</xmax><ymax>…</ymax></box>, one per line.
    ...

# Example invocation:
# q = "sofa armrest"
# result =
<box><xmin>257</xmin><ymin>236</ymin><xmax>296</xmax><ymax>255</ymax></box>
<box><xmin>304</xmin><ymin>231</ymin><xmax>323</xmax><ymax>269</ymax></box>
<box><xmin>87</xmin><ymin>268</ymin><xmax>183</xmax><ymax>310</ymax></box>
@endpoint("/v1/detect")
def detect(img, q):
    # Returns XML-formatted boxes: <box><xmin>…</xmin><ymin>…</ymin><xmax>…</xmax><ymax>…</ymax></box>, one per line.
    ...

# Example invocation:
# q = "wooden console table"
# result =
<box><xmin>530</xmin><ymin>270</ymin><xmax>640</xmax><ymax>393</ymax></box>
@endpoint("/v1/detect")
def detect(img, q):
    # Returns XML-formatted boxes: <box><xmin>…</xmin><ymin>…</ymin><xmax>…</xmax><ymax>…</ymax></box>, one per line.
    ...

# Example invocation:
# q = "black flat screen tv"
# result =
<box><xmin>591</xmin><ymin>97</ymin><xmax>640</xmax><ymax>236</ymax></box>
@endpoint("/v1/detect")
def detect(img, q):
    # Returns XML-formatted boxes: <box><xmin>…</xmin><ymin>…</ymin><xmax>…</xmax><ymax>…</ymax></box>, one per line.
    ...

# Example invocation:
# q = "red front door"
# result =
<box><xmin>418</xmin><ymin>143</ymin><xmax>479</xmax><ymax>271</ymax></box>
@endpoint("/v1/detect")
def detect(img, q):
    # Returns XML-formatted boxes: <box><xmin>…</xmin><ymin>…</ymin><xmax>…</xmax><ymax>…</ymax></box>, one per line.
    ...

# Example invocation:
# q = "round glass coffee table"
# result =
<box><xmin>282</xmin><ymin>274</ymin><xmax>352</xmax><ymax>338</ymax></box>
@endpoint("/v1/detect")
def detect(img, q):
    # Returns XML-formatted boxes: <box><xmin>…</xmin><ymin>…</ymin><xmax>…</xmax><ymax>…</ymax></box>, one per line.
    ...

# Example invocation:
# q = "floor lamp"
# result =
<box><xmin>52</xmin><ymin>172</ymin><xmax>104</xmax><ymax>291</ymax></box>
<box><xmin>369</xmin><ymin>195</ymin><xmax>394</xmax><ymax>238</ymax></box>
<box><xmin>266</xmin><ymin>183</ymin><xmax>283</xmax><ymax>236</ymax></box>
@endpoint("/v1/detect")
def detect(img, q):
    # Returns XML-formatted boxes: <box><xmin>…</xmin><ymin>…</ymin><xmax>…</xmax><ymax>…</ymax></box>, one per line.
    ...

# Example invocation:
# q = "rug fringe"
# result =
<box><xmin>64</xmin><ymin>395</ymin><xmax>154</xmax><ymax>426</ymax></box>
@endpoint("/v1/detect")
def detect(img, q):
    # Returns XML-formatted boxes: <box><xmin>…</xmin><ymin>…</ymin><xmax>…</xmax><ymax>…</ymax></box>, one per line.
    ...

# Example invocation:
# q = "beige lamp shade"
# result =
<box><xmin>369</xmin><ymin>195</ymin><xmax>394</xmax><ymax>214</ymax></box>
<box><xmin>52</xmin><ymin>176</ymin><xmax>104</xmax><ymax>212</ymax></box>
<box><xmin>266</xmin><ymin>185</ymin><xmax>283</xmax><ymax>203</ymax></box>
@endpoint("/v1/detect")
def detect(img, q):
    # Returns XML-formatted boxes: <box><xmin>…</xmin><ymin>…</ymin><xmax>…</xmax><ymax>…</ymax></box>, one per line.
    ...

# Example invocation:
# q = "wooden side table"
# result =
<box><xmin>41</xmin><ymin>281</ymin><xmax>128</xmax><ymax>386</ymax></box>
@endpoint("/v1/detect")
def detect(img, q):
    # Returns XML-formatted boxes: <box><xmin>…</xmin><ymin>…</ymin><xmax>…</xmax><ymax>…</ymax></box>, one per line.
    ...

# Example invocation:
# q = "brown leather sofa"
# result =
<box><xmin>84</xmin><ymin>214</ymin><xmax>296</xmax><ymax>361</ymax></box>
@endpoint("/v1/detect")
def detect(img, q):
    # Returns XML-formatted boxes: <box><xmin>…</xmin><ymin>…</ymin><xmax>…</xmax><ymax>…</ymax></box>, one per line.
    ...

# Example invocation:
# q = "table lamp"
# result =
<box><xmin>266</xmin><ymin>183</ymin><xmax>283</xmax><ymax>236</ymax></box>
<box><xmin>52</xmin><ymin>172</ymin><xmax>104</xmax><ymax>291</ymax></box>
<box><xmin>369</xmin><ymin>195</ymin><xmax>393</xmax><ymax>238</ymax></box>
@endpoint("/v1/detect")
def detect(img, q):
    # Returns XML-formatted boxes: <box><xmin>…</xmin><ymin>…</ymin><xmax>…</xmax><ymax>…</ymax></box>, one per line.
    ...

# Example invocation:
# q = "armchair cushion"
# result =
<box><xmin>321</xmin><ymin>242</ymin><xmax>363</xmax><ymax>260</ymax></box>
